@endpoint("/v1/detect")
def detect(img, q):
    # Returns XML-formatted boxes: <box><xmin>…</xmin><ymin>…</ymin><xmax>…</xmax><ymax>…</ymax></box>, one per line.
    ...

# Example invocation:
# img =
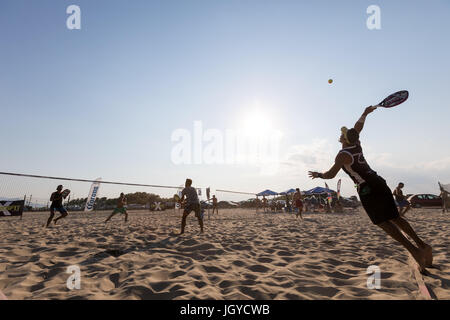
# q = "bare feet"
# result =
<box><xmin>411</xmin><ymin>248</ymin><xmax>427</xmax><ymax>273</ymax></box>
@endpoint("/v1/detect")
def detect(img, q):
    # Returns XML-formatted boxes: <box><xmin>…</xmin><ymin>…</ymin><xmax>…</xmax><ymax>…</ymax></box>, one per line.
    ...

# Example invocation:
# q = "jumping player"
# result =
<box><xmin>308</xmin><ymin>106</ymin><xmax>432</xmax><ymax>272</ymax></box>
<box><xmin>46</xmin><ymin>185</ymin><xmax>69</xmax><ymax>227</ymax></box>
<box><xmin>105</xmin><ymin>193</ymin><xmax>128</xmax><ymax>223</ymax></box>
<box><xmin>178</xmin><ymin>179</ymin><xmax>204</xmax><ymax>234</ymax></box>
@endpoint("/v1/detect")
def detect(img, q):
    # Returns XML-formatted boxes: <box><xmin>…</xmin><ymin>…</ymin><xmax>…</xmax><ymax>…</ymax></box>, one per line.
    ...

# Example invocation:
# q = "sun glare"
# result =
<box><xmin>241</xmin><ymin>110</ymin><xmax>274</xmax><ymax>137</ymax></box>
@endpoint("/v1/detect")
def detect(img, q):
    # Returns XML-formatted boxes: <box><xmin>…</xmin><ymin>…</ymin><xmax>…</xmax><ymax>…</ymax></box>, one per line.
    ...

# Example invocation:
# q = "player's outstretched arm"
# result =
<box><xmin>308</xmin><ymin>153</ymin><xmax>352</xmax><ymax>180</ymax></box>
<box><xmin>354</xmin><ymin>106</ymin><xmax>377</xmax><ymax>133</ymax></box>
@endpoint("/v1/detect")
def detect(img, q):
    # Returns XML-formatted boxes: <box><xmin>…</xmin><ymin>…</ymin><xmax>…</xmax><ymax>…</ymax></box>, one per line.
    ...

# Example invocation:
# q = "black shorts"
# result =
<box><xmin>50</xmin><ymin>205</ymin><xmax>68</xmax><ymax>214</ymax></box>
<box><xmin>183</xmin><ymin>203</ymin><xmax>202</xmax><ymax>218</ymax></box>
<box><xmin>358</xmin><ymin>176</ymin><xmax>399</xmax><ymax>225</ymax></box>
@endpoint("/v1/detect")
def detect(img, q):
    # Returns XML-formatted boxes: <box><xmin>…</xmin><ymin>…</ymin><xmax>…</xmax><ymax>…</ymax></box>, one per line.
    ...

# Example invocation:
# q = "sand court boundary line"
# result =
<box><xmin>397</xmin><ymin>228</ymin><xmax>436</xmax><ymax>300</ymax></box>
<box><xmin>0</xmin><ymin>289</ymin><xmax>7</xmax><ymax>300</ymax></box>
<box><xmin>407</xmin><ymin>255</ymin><xmax>436</xmax><ymax>300</ymax></box>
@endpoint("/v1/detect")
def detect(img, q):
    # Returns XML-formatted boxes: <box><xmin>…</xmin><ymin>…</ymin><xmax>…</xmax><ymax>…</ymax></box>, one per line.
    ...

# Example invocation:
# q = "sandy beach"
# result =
<box><xmin>0</xmin><ymin>208</ymin><xmax>448</xmax><ymax>300</ymax></box>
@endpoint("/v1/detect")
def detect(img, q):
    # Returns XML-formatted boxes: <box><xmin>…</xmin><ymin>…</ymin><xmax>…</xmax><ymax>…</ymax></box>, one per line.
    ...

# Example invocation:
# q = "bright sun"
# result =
<box><xmin>241</xmin><ymin>110</ymin><xmax>274</xmax><ymax>137</ymax></box>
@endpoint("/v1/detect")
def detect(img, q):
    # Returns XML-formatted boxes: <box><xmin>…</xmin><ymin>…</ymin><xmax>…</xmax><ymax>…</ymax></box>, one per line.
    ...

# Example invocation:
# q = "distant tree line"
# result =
<box><xmin>66</xmin><ymin>192</ymin><xmax>173</xmax><ymax>210</ymax></box>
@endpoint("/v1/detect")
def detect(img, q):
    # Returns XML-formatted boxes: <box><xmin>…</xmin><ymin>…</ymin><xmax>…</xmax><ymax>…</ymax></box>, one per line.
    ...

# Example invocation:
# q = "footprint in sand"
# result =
<box><xmin>170</xmin><ymin>270</ymin><xmax>186</xmax><ymax>278</ymax></box>
<box><xmin>203</xmin><ymin>265</ymin><xmax>225</xmax><ymax>273</ymax></box>
<box><xmin>247</xmin><ymin>264</ymin><xmax>270</xmax><ymax>273</ymax></box>
<box><xmin>218</xmin><ymin>280</ymin><xmax>235</xmax><ymax>289</ymax></box>
<box><xmin>149</xmin><ymin>281</ymin><xmax>172</xmax><ymax>292</ymax></box>
<box><xmin>109</xmin><ymin>273</ymin><xmax>121</xmax><ymax>288</ymax></box>
<box><xmin>276</xmin><ymin>250</ymin><xmax>294</xmax><ymax>257</ymax></box>
<box><xmin>194</xmin><ymin>281</ymin><xmax>207</xmax><ymax>289</ymax></box>
<box><xmin>232</xmin><ymin>260</ymin><xmax>246</xmax><ymax>267</ymax></box>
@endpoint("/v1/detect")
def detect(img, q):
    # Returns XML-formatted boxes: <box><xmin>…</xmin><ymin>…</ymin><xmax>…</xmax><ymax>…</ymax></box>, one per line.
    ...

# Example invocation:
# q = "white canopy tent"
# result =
<box><xmin>439</xmin><ymin>182</ymin><xmax>450</xmax><ymax>193</ymax></box>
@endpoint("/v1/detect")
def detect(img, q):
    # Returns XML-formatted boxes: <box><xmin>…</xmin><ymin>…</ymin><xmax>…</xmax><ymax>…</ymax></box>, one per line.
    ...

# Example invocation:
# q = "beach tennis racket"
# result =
<box><xmin>62</xmin><ymin>189</ymin><xmax>71</xmax><ymax>199</ymax></box>
<box><xmin>375</xmin><ymin>90</ymin><xmax>409</xmax><ymax>108</ymax></box>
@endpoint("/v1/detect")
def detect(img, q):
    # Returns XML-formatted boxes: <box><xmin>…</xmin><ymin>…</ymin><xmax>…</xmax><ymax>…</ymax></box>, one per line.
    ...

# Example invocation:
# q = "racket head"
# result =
<box><xmin>174</xmin><ymin>194</ymin><xmax>181</xmax><ymax>202</ymax></box>
<box><xmin>378</xmin><ymin>90</ymin><xmax>409</xmax><ymax>108</ymax></box>
<box><xmin>62</xmin><ymin>189</ymin><xmax>71</xmax><ymax>198</ymax></box>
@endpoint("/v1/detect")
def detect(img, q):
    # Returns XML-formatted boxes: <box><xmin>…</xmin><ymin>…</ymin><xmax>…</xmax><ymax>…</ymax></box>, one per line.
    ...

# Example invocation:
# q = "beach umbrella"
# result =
<box><xmin>439</xmin><ymin>182</ymin><xmax>450</xmax><ymax>193</ymax></box>
<box><xmin>256</xmin><ymin>190</ymin><xmax>278</xmax><ymax>197</ymax></box>
<box><xmin>279</xmin><ymin>188</ymin><xmax>296</xmax><ymax>195</ymax></box>
<box><xmin>304</xmin><ymin>187</ymin><xmax>336</xmax><ymax>195</ymax></box>
<box><xmin>256</xmin><ymin>190</ymin><xmax>279</xmax><ymax>212</ymax></box>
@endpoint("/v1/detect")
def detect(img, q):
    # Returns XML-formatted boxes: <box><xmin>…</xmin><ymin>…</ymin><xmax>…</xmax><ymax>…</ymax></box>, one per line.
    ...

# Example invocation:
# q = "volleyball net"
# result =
<box><xmin>0</xmin><ymin>171</ymin><xmax>257</xmax><ymax>213</ymax></box>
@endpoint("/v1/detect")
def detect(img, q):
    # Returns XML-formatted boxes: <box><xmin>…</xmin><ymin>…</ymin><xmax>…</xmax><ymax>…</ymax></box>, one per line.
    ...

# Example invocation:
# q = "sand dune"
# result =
<box><xmin>0</xmin><ymin>208</ymin><xmax>448</xmax><ymax>300</ymax></box>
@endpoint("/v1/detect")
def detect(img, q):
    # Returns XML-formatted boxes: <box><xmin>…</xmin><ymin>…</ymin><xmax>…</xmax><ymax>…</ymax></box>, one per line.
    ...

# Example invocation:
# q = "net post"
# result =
<box><xmin>21</xmin><ymin>195</ymin><xmax>26</xmax><ymax>220</ymax></box>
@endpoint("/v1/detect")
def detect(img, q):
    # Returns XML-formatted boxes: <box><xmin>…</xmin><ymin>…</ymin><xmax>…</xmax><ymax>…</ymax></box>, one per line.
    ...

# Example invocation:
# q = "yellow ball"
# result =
<box><xmin>328</xmin><ymin>79</ymin><xmax>333</xmax><ymax>84</ymax></box>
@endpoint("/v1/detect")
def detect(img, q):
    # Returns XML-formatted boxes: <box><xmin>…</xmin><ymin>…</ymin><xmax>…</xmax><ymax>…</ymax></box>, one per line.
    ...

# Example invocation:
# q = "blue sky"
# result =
<box><xmin>1</xmin><ymin>0</ymin><xmax>449</xmax><ymax>201</ymax></box>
